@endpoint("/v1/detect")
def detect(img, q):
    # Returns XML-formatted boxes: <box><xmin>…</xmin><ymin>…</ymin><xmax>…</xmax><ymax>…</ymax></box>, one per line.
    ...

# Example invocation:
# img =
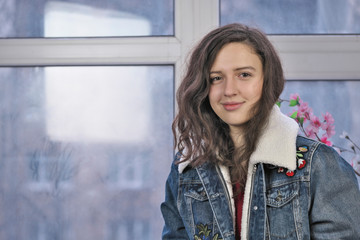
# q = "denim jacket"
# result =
<box><xmin>161</xmin><ymin>106</ymin><xmax>360</xmax><ymax>240</ymax></box>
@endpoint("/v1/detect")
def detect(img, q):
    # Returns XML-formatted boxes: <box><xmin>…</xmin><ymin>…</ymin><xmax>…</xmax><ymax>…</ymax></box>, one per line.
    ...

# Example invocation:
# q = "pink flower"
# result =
<box><xmin>297</xmin><ymin>102</ymin><xmax>309</xmax><ymax>116</ymax></box>
<box><xmin>327</xmin><ymin>125</ymin><xmax>335</xmax><ymax>138</ymax></box>
<box><xmin>296</xmin><ymin>102</ymin><xmax>312</xmax><ymax>124</ymax></box>
<box><xmin>310</xmin><ymin>115</ymin><xmax>321</xmax><ymax>129</ymax></box>
<box><xmin>322</xmin><ymin>112</ymin><xmax>334</xmax><ymax>125</ymax></box>
<box><xmin>305</xmin><ymin>125</ymin><xmax>317</xmax><ymax>139</ymax></box>
<box><xmin>320</xmin><ymin>136</ymin><xmax>332</xmax><ymax>146</ymax></box>
<box><xmin>320</xmin><ymin>112</ymin><xmax>335</xmax><ymax>138</ymax></box>
<box><xmin>321</xmin><ymin>124</ymin><xmax>335</xmax><ymax>139</ymax></box>
<box><xmin>290</xmin><ymin>93</ymin><xmax>301</xmax><ymax>102</ymax></box>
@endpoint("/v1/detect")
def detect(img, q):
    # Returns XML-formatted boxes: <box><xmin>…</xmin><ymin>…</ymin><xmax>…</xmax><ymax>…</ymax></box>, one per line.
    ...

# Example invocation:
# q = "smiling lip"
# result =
<box><xmin>222</xmin><ymin>102</ymin><xmax>244</xmax><ymax>111</ymax></box>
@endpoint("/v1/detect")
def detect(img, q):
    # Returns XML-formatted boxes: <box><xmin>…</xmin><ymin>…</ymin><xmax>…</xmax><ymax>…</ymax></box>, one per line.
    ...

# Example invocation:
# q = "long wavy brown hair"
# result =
<box><xmin>173</xmin><ymin>23</ymin><xmax>285</xmax><ymax>189</ymax></box>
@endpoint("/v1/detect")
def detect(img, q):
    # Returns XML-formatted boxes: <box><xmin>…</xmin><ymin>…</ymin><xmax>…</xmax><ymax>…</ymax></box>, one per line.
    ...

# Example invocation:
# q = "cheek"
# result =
<box><xmin>255</xmin><ymin>86</ymin><xmax>263</xmax><ymax>100</ymax></box>
<box><xmin>208</xmin><ymin>87</ymin><xmax>223</xmax><ymax>115</ymax></box>
<box><xmin>208</xmin><ymin>86</ymin><xmax>220</xmax><ymax>105</ymax></box>
<box><xmin>252</xmin><ymin>80</ymin><xmax>263</xmax><ymax>100</ymax></box>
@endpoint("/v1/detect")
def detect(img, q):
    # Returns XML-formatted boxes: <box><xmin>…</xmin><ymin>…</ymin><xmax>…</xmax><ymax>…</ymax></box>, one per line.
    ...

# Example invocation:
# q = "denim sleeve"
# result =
<box><xmin>309</xmin><ymin>143</ymin><xmax>360</xmax><ymax>239</ymax></box>
<box><xmin>160</xmin><ymin>161</ymin><xmax>189</xmax><ymax>239</ymax></box>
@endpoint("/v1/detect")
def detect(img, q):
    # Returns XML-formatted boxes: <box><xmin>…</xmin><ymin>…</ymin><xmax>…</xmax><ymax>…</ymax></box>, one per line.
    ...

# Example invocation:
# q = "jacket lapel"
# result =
<box><xmin>250</xmin><ymin>106</ymin><xmax>299</xmax><ymax>170</ymax></box>
<box><xmin>196</xmin><ymin>162</ymin><xmax>235</xmax><ymax>239</ymax></box>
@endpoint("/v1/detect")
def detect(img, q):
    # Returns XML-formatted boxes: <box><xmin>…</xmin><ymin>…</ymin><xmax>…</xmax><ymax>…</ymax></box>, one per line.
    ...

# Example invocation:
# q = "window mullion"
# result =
<box><xmin>0</xmin><ymin>37</ymin><xmax>181</xmax><ymax>66</ymax></box>
<box><xmin>174</xmin><ymin>0</ymin><xmax>219</xmax><ymax>90</ymax></box>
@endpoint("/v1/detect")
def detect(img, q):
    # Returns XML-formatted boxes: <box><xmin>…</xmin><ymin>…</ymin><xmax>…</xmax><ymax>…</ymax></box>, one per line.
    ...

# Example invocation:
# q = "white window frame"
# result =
<box><xmin>0</xmin><ymin>0</ymin><xmax>359</xmax><ymax>90</ymax></box>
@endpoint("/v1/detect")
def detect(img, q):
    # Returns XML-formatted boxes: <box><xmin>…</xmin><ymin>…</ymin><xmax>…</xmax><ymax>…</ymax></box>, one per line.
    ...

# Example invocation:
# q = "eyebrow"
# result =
<box><xmin>210</xmin><ymin>66</ymin><xmax>256</xmax><ymax>74</ymax></box>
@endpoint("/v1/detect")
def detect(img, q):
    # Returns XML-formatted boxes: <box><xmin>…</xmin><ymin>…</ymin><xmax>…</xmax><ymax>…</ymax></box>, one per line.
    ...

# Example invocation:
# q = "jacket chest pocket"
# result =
<box><xmin>266</xmin><ymin>182</ymin><xmax>300</xmax><ymax>240</ymax></box>
<box><xmin>180</xmin><ymin>183</ymin><xmax>217</xmax><ymax>238</ymax></box>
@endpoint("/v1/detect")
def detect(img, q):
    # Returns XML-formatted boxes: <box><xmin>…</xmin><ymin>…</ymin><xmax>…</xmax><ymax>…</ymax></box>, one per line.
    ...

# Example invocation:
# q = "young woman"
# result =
<box><xmin>161</xmin><ymin>23</ymin><xmax>360</xmax><ymax>240</ymax></box>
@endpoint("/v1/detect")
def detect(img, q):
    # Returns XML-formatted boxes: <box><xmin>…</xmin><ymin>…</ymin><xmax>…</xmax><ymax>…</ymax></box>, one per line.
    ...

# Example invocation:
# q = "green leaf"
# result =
<box><xmin>213</xmin><ymin>234</ymin><xmax>220</xmax><ymax>240</ymax></box>
<box><xmin>299</xmin><ymin>117</ymin><xmax>304</xmax><ymax>125</ymax></box>
<box><xmin>197</xmin><ymin>224</ymin><xmax>205</xmax><ymax>231</ymax></box>
<box><xmin>289</xmin><ymin>99</ymin><xmax>298</xmax><ymax>107</ymax></box>
<box><xmin>290</xmin><ymin>111</ymin><xmax>298</xmax><ymax>119</ymax></box>
<box><xmin>276</xmin><ymin>101</ymin><xmax>281</xmax><ymax>107</ymax></box>
<box><xmin>197</xmin><ymin>224</ymin><xmax>211</xmax><ymax>237</ymax></box>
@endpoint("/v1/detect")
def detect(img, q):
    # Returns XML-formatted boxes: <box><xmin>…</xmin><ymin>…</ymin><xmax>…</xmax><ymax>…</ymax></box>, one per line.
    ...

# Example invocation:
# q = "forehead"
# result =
<box><xmin>211</xmin><ymin>42</ymin><xmax>261</xmax><ymax>70</ymax></box>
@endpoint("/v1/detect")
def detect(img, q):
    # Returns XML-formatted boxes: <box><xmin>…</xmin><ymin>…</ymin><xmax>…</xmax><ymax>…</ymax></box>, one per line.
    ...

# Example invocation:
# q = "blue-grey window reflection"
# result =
<box><xmin>28</xmin><ymin>142</ymin><xmax>75</xmax><ymax>191</ymax></box>
<box><xmin>0</xmin><ymin>66</ymin><xmax>173</xmax><ymax>239</ymax></box>
<box><xmin>221</xmin><ymin>0</ymin><xmax>360</xmax><ymax>34</ymax></box>
<box><xmin>1</xmin><ymin>0</ymin><xmax>174</xmax><ymax>38</ymax></box>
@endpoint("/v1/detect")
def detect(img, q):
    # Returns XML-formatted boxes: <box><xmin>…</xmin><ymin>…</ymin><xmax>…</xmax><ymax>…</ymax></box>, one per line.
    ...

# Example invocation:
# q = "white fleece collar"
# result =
<box><xmin>178</xmin><ymin>105</ymin><xmax>299</xmax><ymax>173</ymax></box>
<box><xmin>249</xmin><ymin>105</ymin><xmax>299</xmax><ymax>170</ymax></box>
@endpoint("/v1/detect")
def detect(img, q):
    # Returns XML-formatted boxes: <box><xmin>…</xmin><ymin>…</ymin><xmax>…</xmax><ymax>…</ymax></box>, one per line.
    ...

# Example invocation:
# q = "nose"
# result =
<box><xmin>224</xmin><ymin>77</ymin><xmax>237</xmax><ymax>97</ymax></box>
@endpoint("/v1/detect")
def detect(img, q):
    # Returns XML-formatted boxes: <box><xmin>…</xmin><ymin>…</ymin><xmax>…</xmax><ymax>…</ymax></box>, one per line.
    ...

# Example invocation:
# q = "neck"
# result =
<box><xmin>230</xmin><ymin>125</ymin><xmax>244</xmax><ymax>148</ymax></box>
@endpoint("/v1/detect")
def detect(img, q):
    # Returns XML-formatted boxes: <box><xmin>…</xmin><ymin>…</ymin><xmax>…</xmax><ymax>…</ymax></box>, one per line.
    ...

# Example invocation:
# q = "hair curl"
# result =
<box><xmin>173</xmin><ymin>23</ymin><xmax>285</xmax><ymax>189</ymax></box>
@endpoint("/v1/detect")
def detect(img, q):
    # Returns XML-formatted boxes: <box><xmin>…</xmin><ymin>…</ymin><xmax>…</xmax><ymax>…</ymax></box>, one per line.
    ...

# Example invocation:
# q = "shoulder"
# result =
<box><xmin>296</xmin><ymin>135</ymin><xmax>355</xmax><ymax>176</ymax></box>
<box><xmin>295</xmin><ymin>135</ymin><xmax>320</xmax><ymax>153</ymax></box>
<box><xmin>311</xmin><ymin>142</ymin><xmax>356</xmax><ymax>178</ymax></box>
<box><xmin>303</xmin><ymin>140</ymin><xmax>360</xmax><ymax>238</ymax></box>
<box><xmin>169</xmin><ymin>152</ymin><xmax>202</xmax><ymax>181</ymax></box>
<box><xmin>295</xmin><ymin>136</ymin><xmax>359</xmax><ymax>193</ymax></box>
<box><xmin>166</xmin><ymin>153</ymin><xmax>192</xmax><ymax>188</ymax></box>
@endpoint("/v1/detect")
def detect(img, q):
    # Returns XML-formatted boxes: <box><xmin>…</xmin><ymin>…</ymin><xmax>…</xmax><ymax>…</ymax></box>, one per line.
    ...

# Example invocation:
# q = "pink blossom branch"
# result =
<box><xmin>332</xmin><ymin>144</ymin><xmax>357</xmax><ymax>154</ymax></box>
<box><xmin>282</xmin><ymin>94</ymin><xmax>359</xmax><ymax>177</ymax></box>
<box><xmin>345</xmin><ymin>136</ymin><xmax>360</xmax><ymax>152</ymax></box>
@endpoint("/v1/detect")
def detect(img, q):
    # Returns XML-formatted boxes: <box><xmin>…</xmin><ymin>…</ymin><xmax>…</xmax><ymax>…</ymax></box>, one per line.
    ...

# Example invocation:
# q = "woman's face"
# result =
<box><xmin>209</xmin><ymin>42</ymin><xmax>264</xmax><ymax>134</ymax></box>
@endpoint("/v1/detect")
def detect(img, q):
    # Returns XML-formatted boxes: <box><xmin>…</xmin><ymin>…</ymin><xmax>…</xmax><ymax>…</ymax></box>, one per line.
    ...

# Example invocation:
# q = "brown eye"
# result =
<box><xmin>237</xmin><ymin>72</ymin><xmax>253</xmax><ymax>80</ymax></box>
<box><xmin>210</xmin><ymin>76</ymin><xmax>222</xmax><ymax>83</ymax></box>
<box><xmin>240</xmin><ymin>72</ymin><xmax>251</xmax><ymax>78</ymax></box>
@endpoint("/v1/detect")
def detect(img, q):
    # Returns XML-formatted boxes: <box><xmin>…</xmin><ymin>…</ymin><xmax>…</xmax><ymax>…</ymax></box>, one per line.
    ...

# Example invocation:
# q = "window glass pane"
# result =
<box><xmin>0</xmin><ymin>66</ymin><xmax>173</xmax><ymax>239</ymax></box>
<box><xmin>220</xmin><ymin>0</ymin><xmax>360</xmax><ymax>34</ymax></box>
<box><xmin>1</xmin><ymin>0</ymin><xmax>174</xmax><ymax>38</ymax></box>
<box><xmin>280</xmin><ymin>80</ymin><xmax>360</xmax><ymax>183</ymax></box>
